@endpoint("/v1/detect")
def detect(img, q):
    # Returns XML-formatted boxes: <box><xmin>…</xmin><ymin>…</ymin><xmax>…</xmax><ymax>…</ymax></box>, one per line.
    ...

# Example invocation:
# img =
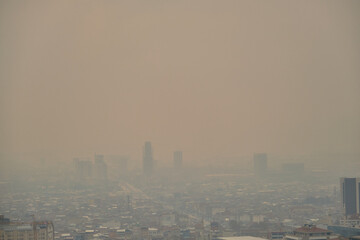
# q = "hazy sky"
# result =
<box><xmin>1</xmin><ymin>0</ymin><xmax>359</xmax><ymax>166</ymax></box>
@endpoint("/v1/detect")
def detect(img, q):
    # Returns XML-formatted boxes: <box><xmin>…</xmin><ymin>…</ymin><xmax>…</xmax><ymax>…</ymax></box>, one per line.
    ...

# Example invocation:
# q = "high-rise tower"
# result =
<box><xmin>143</xmin><ymin>142</ymin><xmax>153</xmax><ymax>176</ymax></box>
<box><xmin>73</xmin><ymin>158</ymin><xmax>92</xmax><ymax>180</ymax></box>
<box><xmin>340</xmin><ymin>177</ymin><xmax>360</xmax><ymax>216</ymax></box>
<box><xmin>94</xmin><ymin>154</ymin><xmax>108</xmax><ymax>181</ymax></box>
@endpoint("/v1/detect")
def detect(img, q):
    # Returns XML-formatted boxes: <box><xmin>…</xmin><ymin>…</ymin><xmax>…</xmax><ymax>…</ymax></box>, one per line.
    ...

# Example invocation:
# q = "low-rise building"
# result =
<box><xmin>283</xmin><ymin>224</ymin><xmax>338</xmax><ymax>240</ymax></box>
<box><xmin>0</xmin><ymin>217</ymin><xmax>54</xmax><ymax>240</ymax></box>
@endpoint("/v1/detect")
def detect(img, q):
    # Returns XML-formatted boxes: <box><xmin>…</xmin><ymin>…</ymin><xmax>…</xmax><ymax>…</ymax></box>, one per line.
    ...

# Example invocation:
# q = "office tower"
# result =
<box><xmin>253</xmin><ymin>153</ymin><xmax>267</xmax><ymax>175</ymax></box>
<box><xmin>340</xmin><ymin>177</ymin><xmax>360</xmax><ymax>216</ymax></box>
<box><xmin>94</xmin><ymin>154</ymin><xmax>108</xmax><ymax>181</ymax></box>
<box><xmin>143</xmin><ymin>141</ymin><xmax>153</xmax><ymax>176</ymax></box>
<box><xmin>73</xmin><ymin>158</ymin><xmax>92</xmax><ymax>180</ymax></box>
<box><xmin>173</xmin><ymin>151</ymin><xmax>183</xmax><ymax>169</ymax></box>
<box><xmin>0</xmin><ymin>216</ymin><xmax>54</xmax><ymax>240</ymax></box>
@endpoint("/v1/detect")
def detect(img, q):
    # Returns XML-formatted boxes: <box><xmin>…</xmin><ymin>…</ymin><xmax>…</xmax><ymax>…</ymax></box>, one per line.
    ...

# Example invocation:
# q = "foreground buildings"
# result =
<box><xmin>283</xmin><ymin>224</ymin><xmax>338</xmax><ymax>240</ymax></box>
<box><xmin>0</xmin><ymin>216</ymin><xmax>54</xmax><ymax>240</ymax></box>
<box><xmin>3</xmin><ymin>162</ymin><xmax>360</xmax><ymax>240</ymax></box>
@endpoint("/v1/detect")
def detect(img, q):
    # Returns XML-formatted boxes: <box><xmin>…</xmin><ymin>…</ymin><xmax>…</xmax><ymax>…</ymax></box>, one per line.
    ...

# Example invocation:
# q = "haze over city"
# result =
<box><xmin>1</xmin><ymin>0</ymin><xmax>359</xmax><ymax>171</ymax></box>
<box><xmin>1</xmin><ymin>1</ymin><xmax>360</xmax><ymax>240</ymax></box>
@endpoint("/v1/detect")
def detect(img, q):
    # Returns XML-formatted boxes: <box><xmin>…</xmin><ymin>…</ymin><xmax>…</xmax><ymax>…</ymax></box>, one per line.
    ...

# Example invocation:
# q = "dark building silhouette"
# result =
<box><xmin>340</xmin><ymin>177</ymin><xmax>360</xmax><ymax>216</ymax></box>
<box><xmin>143</xmin><ymin>141</ymin><xmax>153</xmax><ymax>176</ymax></box>
<box><xmin>173</xmin><ymin>151</ymin><xmax>182</xmax><ymax>169</ymax></box>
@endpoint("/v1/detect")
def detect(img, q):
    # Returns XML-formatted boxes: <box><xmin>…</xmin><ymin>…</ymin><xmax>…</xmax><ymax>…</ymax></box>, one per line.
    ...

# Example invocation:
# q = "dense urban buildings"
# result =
<box><xmin>0</xmin><ymin>216</ymin><xmax>54</xmax><ymax>240</ymax></box>
<box><xmin>1</xmin><ymin>144</ymin><xmax>360</xmax><ymax>240</ymax></box>
<box><xmin>2</xmin><ymin>141</ymin><xmax>360</xmax><ymax>240</ymax></box>
<box><xmin>2</xmin><ymin>161</ymin><xmax>352</xmax><ymax>240</ymax></box>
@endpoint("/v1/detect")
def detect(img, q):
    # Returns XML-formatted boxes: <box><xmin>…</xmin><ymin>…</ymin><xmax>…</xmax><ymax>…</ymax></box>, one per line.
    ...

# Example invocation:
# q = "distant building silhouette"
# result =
<box><xmin>73</xmin><ymin>158</ymin><xmax>92</xmax><ymax>180</ymax></box>
<box><xmin>253</xmin><ymin>153</ymin><xmax>267</xmax><ymax>175</ymax></box>
<box><xmin>94</xmin><ymin>154</ymin><xmax>108</xmax><ymax>181</ymax></box>
<box><xmin>340</xmin><ymin>177</ymin><xmax>360</xmax><ymax>216</ymax></box>
<box><xmin>143</xmin><ymin>141</ymin><xmax>153</xmax><ymax>176</ymax></box>
<box><xmin>173</xmin><ymin>151</ymin><xmax>182</xmax><ymax>169</ymax></box>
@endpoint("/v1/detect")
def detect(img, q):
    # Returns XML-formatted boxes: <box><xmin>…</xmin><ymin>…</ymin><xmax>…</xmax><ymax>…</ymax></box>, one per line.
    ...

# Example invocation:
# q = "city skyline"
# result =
<box><xmin>0</xmin><ymin>1</ymin><xmax>359</xmax><ymax>240</ymax></box>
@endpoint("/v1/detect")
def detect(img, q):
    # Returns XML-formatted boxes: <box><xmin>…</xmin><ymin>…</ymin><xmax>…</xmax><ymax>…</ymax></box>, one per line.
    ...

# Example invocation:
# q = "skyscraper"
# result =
<box><xmin>94</xmin><ymin>154</ymin><xmax>108</xmax><ymax>181</ymax></box>
<box><xmin>340</xmin><ymin>177</ymin><xmax>360</xmax><ymax>216</ymax></box>
<box><xmin>143</xmin><ymin>141</ymin><xmax>153</xmax><ymax>176</ymax></box>
<box><xmin>253</xmin><ymin>153</ymin><xmax>267</xmax><ymax>176</ymax></box>
<box><xmin>173</xmin><ymin>151</ymin><xmax>183</xmax><ymax>169</ymax></box>
<box><xmin>73</xmin><ymin>158</ymin><xmax>92</xmax><ymax>180</ymax></box>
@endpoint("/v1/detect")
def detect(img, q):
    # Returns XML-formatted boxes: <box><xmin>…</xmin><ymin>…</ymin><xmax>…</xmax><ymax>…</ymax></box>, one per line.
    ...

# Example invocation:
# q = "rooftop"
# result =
<box><xmin>295</xmin><ymin>225</ymin><xmax>331</xmax><ymax>234</ymax></box>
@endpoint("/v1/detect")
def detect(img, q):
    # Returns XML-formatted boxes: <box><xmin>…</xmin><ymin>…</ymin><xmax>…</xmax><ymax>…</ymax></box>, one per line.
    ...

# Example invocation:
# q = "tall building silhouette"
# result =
<box><xmin>143</xmin><ymin>142</ymin><xmax>153</xmax><ymax>176</ymax></box>
<box><xmin>73</xmin><ymin>158</ymin><xmax>92</xmax><ymax>180</ymax></box>
<box><xmin>340</xmin><ymin>177</ymin><xmax>360</xmax><ymax>216</ymax></box>
<box><xmin>94</xmin><ymin>154</ymin><xmax>108</xmax><ymax>181</ymax></box>
<box><xmin>173</xmin><ymin>151</ymin><xmax>182</xmax><ymax>169</ymax></box>
<box><xmin>253</xmin><ymin>153</ymin><xmax>267</xmax><ymax>175</ymax></box>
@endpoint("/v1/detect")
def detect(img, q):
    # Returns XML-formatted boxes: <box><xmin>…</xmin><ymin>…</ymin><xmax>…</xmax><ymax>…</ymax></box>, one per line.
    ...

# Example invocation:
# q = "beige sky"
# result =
<box><xmin>0</xmin><ymin>0</ymin><xmax>359</xmax><ymax>166</ymax></box>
